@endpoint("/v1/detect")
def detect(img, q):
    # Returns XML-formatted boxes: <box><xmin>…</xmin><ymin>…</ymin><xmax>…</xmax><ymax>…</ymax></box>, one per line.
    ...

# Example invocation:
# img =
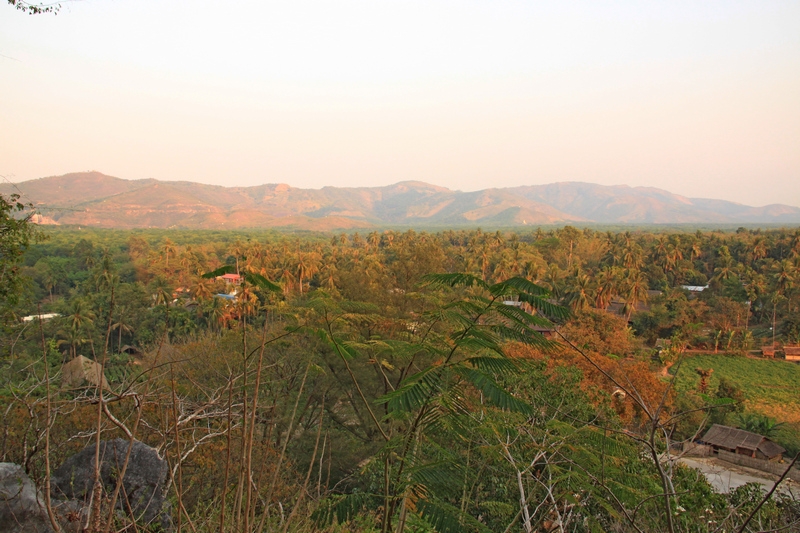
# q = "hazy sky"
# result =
<box><xmin>1</xmin><ymin>1</ymin><xmax>799</xmax><ymax>206</ymax></box>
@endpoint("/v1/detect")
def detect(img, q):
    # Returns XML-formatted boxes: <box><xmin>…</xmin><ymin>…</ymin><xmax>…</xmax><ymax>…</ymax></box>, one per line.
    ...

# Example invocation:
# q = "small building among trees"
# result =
<box><xmin>784</xmin><ymin>345</ymin><xmax>800</xmax><ymax>362</ymax></box>
<box><xmin>700</xmin><ymin>424</ymin><xmax>785</xmax><ymax>462</ymax></box>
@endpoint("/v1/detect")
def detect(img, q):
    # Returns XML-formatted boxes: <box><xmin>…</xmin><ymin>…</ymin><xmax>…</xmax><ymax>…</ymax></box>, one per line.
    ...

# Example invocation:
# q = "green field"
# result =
<box><xmin>671</xmin><ymin>354</ymin><xmax>800</xmax><ymax>452</ymax></box>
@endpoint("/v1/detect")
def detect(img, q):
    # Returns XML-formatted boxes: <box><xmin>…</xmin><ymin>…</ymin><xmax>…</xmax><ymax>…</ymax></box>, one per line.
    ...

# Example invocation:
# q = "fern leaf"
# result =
<box><xmin>422</xmin><ymin>273</ymin><xmax>489</xmax><ymax>291</ymax></box>
<box><xmin>456</xmin><ymin>367</ymin><xmax>533</xmax><ymax>415</ymax></box>
<box><xmin>466</xmin><ymin>356</ymin><xmax>519</xmax><ymax>375</ymax></box>
<box><xmin>416</xmin><ymin>499</ymin><xmax>491</xmax><ymax>533</ymax></box>
<box><xmin>201</xmin><ymin>265</ymin><xmax>235</xmax><ymax>279</ymax></box>
<box><xmin>378</xmin><ymin>366</ymin><xmax>444</xmax><ymax>412</ymax></box>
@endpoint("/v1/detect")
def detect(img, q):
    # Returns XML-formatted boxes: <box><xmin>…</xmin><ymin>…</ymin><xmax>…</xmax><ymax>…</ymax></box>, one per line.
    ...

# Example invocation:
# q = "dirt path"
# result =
<box><xmin>678</xmin><ymin>456</ymin><xmax>800</xmax><ymax>497</ymax></box>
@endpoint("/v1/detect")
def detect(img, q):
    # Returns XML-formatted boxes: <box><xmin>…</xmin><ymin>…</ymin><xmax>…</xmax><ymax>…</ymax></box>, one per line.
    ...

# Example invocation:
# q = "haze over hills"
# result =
<box><xmin>3</xmin><ymin>172</ymin><xmax>799</xmax><ymax>230</ymax></box>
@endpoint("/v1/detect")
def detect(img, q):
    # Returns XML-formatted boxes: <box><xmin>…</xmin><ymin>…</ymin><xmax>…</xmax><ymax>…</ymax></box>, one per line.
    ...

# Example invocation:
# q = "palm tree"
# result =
<box><xmin>42</xmin><ymin>265</ymin><xmax>59</xmax><ymax>302</ymax></box>
<box><xmin>773</xmin><ymin>259</ymin><xmax>796</xmax><ymax>312</ymax></box>
<box><xmin>492</xmin><ymin>251</ymin><xmax>515</xmax><ymax>283</ymax></box>
<box><xmin>595</xmin><ymin>266</ymin><xmax>619</xmax><ymax>310</ymax></box>
<box><xmin>297</xmin><ymin>251</ymin><xmax>321</xmax><ymax>295</ymax></box>
<box><xmin>773</xmin><ymin>259</ymin><xmax>795</xmax><ymax>294</ymax></box>
<box><xmin>57</xmin><ymin>328</ymin><xmax>89</xmax><ymax>361</ymax></box>
<box><xmin>564</xmin><ymin>268</ymin><xmax>594</xmax><ymax>312</ymax></box>
<box><xmin>111</xmin><ymin>308</ymin><xmax>134</xmax><ymax>353</ymax></box>
<box><xmin>622</xmin><ymin>242</ymin><xmax>644</xmax><ymax>270</ymax></box>
<box><xmin>190</xmin><ymin>275</ymin><xmax>214</xmax><ymax>301</ymax></box>
<box><xmin>736</xmin><ymin>413</ymin><xmax>785</xmax><ymax>438</ymax></box>
<box><xmin>67</xmin><ymin>299</ymin><xmax>96</xmax><ymax>334</ymax></box>
<box><xmin>200</xmin><ymin>297</ymin><xmax>226</xmax><ymax>332</ymax></box>
<box><xmin>652</xmin><ymin>235</ymin><xmax>669</xmax><ymax>262</ymax></box>
<box><xmin>278</xmin><ymin>263</ymin><xmax>296</xmax><ymax>295</ymax></box>
<box><xmin>543</xmin><ymin>264</ymin><xmax>564</xmax><ymax>299</ymax></box>
<box><xmin>320</xmin><ymin>262</ymin><xmax>339</xmax><ymax>292</ymax></box>
<box><xmin>162</xmin><ymin>238</ymin><xmax>177</xmax><ymax>270</ymax></box>
<box><xmin>622</xmin><ymin>269</ymin><xmax>649</xmax><ymax>321</ymax></box>
<box><xmin>751</xmin><ymin>236</ymin><xmax>768</xmax><ymax>264</ymax></box>
<box><xmin>150</xmin><ymin>276</ymin><xmax>173</xmax><ymax>306</ymax></box>
<box><xmin>689</xmin><ymin>238</ymin><xmax>703</xmax><ymax>262</ymax></box>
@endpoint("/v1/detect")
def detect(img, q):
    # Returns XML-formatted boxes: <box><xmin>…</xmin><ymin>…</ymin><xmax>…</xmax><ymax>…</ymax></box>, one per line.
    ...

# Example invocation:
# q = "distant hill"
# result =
<box><xmin>3</xmin><ymin>171</ymin><xmax>799</xmax><ymax>229</ymax></box>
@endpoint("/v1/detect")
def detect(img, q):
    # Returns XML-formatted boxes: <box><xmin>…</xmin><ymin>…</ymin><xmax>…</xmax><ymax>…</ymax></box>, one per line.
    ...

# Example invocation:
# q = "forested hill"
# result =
<box><xmin>4</xmin><ymin>171</ymin><xmax>800</xmax><ymax>229</ymax></box>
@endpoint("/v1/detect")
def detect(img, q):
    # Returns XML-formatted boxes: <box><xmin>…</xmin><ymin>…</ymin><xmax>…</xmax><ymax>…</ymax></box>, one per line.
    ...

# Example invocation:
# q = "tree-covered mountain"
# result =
<box><xmin>3</xmin><ymin>171</ymin><xmax>799</xmax><ymax>229</ymax></box>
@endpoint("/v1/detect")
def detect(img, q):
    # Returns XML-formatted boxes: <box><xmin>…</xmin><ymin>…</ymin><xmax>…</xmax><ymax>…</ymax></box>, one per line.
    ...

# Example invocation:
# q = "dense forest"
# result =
<box><xmin>2</xmin><ymin>193</ymin><xmax>800</xmax><ymax>532</ymax></box>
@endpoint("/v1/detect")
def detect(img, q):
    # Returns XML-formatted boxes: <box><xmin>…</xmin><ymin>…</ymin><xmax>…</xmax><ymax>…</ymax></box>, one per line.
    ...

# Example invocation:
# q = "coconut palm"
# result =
<box><xmin>150</xmin><ymin>276</ymin><xmax>173</xmax><ymax>306</ymax></box>
<box><xmin>622</xmin><ymin>269</ymin><xmax>649</xmax><ymax>321</ymax></box>
<box><xmin>162</xmin><ymin>238</ymin><xmax>177</xmax><ymax>270</ymax></box>
<box><xmin>564</xmin><ymin>268</ymin><xmax>595</xmax><ymax>312</ymax></box>
<box><xmin>57</xmin><ymin>328</ymin><xmax>89</xmax><ymax>361</ymax></box>
<box><xmin>111</xmin><ymin>308</ymin><xmax>134</xmax><ymax>353</ymax></box>
<box><xmin>190</xmin><ymin>275</ymin><xmax>215</xmax><ymax>301</ymax></box>
<box><xmin>543</xmin><ymin>264</ymin><xmax>564</xmax><ymax>299</ymax></box>
<box><xmin>595</xmin><ymin>266</ymin><xmax>619</xmax><ymax>310</ymax></box>
<box><xmin>67</xmin><ymin>299</ymin><xmax>96</xmax><ymax>334</ymax></box>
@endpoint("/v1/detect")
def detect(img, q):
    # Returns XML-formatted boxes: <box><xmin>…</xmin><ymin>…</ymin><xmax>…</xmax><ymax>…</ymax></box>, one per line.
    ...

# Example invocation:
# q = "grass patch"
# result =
<box><xmin>671</xmin><ymin>354</ymin><xmax>800</xmax><ymax>454</ymax></box>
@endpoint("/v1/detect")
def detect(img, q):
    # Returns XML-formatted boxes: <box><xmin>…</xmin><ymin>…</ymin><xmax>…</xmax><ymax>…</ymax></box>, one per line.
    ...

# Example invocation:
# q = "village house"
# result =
<box><xmin>217</xmin><ymin>273</ymin><xmax>243</xmax><ymax>285</ymax></box>
<box><xmin>784</xmin><ymin>345</ymin><xmax>800</xmax><ymax>362</ymax></box>
<box><xmin>700</xmin><ymin>424</ymin><xmax>785</xmax><ymax>462</ymax></box>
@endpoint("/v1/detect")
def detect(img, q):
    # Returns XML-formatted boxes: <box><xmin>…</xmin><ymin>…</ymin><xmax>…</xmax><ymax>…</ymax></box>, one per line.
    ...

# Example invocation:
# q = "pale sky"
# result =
<box><xmin>1</xmin><ymin>1</ymin><xmax>799</xmax><ymax>206</ymax></box>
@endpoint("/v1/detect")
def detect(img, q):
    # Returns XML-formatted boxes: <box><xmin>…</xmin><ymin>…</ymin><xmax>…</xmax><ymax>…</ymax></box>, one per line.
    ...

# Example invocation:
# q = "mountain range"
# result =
<box><xmin>3</xmin><ymin>171</ymin><xmax>799</xmax><ymax>230</ymax></box>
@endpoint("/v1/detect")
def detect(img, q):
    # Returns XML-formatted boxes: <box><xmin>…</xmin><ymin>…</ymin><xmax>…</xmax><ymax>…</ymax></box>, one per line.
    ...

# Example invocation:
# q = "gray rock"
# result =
<box><xmin>51</xmin><ymin>439</ymin><xmax>168</xmax><ymax>527</ymax></box>
<box><xmin>0</xmin><ymin>463</ymin><xmax>70</xmax><ymax>533</ymax></box>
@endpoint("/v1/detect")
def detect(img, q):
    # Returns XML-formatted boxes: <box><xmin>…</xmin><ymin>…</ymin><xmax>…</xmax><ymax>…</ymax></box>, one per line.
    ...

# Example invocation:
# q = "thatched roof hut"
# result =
<box><xmin>701</xmin><ymin>424</ymin><xmax>785</xmax><ymax>461</ymax></box>
<box><xmin>61</xmin><ymin>355</ymin><xmax>110</xmax><ymax>390</ymax></box>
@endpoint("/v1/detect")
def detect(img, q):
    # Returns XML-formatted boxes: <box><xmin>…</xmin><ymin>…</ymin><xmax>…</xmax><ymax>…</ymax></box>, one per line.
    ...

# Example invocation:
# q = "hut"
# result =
<box><xmin>701</xmin><ymin>424</ymin><xmax>785</xmax><ymax>462</ymax></box>
<box><xmin>61</xmin><ymin>355</ymin><xmax>110</xmax><ymax>391</ymax></box>
<box><xmin>762</xmin><ymin>345</ymin><xmax>777</xmax><ymax>358</ymax></box>
<box><xmin>784</xmin><ymin>345</ymin><xmax>800</xmax><ymax>362</ymax></box>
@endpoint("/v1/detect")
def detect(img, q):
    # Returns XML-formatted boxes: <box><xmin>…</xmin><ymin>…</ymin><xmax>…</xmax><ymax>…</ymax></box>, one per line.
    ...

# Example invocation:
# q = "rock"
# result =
<box><xmin>51</xmin><ymin>439</ymin><xmax>169</xmax><ymax>527</ymax></box>
<box><xmin>0</xmin><ymin>462</ymin><xmax>53</xmax><ymax>533</ymax></box>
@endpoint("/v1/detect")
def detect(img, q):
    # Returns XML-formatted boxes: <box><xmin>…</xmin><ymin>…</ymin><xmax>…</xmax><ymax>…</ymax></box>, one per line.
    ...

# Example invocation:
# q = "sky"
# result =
<box><xmin>1</xmin><ymin>0</ymin><xmax>799</xmax><ymax>206</ymax></box>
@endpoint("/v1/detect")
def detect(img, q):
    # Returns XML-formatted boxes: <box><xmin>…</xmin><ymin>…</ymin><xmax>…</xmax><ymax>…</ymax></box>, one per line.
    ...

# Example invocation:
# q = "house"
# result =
<box><xmin>700</xmin><ymin>424</ymin><xmax>785</xmax><ymax>462</ymax></box>
<box><xmin>531</xmin><ymin>325</ymin><xmax>556</xmax><ymax>339</ymax></box>
<box><xmin>22</xmin><ymin>313</ymin><xmax>61</xmax><ymax>323</ymax></box>
<box><xmin>681</xmin><ymin>285</ymin><xmax>709</xmax><ymax>293</ymax></box>
<box><xmin>762</xmin><ymin>345</ymin><xmax>777</xmax><ymax>358</ymax></box>
<box><xmin>119</xmin><ymin>345</ymin><xmax>143</xmax><ymax>358</ymax></box>
<box><xmin>681</xmin><ymin>285</ymin><xmax>708</xmax><ymax>300</ymax></box>
<box><xmin>217</xmin><ymin>273</ymin><xmax>243</xmax><ymax>285</ymax></box>
<box><xmin>607</xmin><ymin>297</ymin><xmax>650</xmax><ymax>319</ymax></box>
<box><xmin>784</xmin><ymin>345</ymin><xmax>800</xmax><ymax>362</ymax></box>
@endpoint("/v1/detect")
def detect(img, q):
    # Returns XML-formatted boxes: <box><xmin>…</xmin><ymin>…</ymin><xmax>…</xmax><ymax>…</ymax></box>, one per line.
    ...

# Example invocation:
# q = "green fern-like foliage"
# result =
<box><xmin>313</xmin><ymin>274</ymin><xmax>575</xmax><ymax>533</ymax></box>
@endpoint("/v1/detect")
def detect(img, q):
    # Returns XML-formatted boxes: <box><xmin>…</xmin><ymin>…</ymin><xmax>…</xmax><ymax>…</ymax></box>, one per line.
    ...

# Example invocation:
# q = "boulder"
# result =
<box><xmin>51</xmin><ymin>439</ymin><xmax>168</xmax><ymax>527</ymax></box>
<box><xmin>0</xmin><ymin>463</ymin><xmax>53</xmax><ymax>533</ymax></box>
<box><xmin>0</xmin><ymin>463</ymin><xmax>84</xmax><ymax>533</ymax></box>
